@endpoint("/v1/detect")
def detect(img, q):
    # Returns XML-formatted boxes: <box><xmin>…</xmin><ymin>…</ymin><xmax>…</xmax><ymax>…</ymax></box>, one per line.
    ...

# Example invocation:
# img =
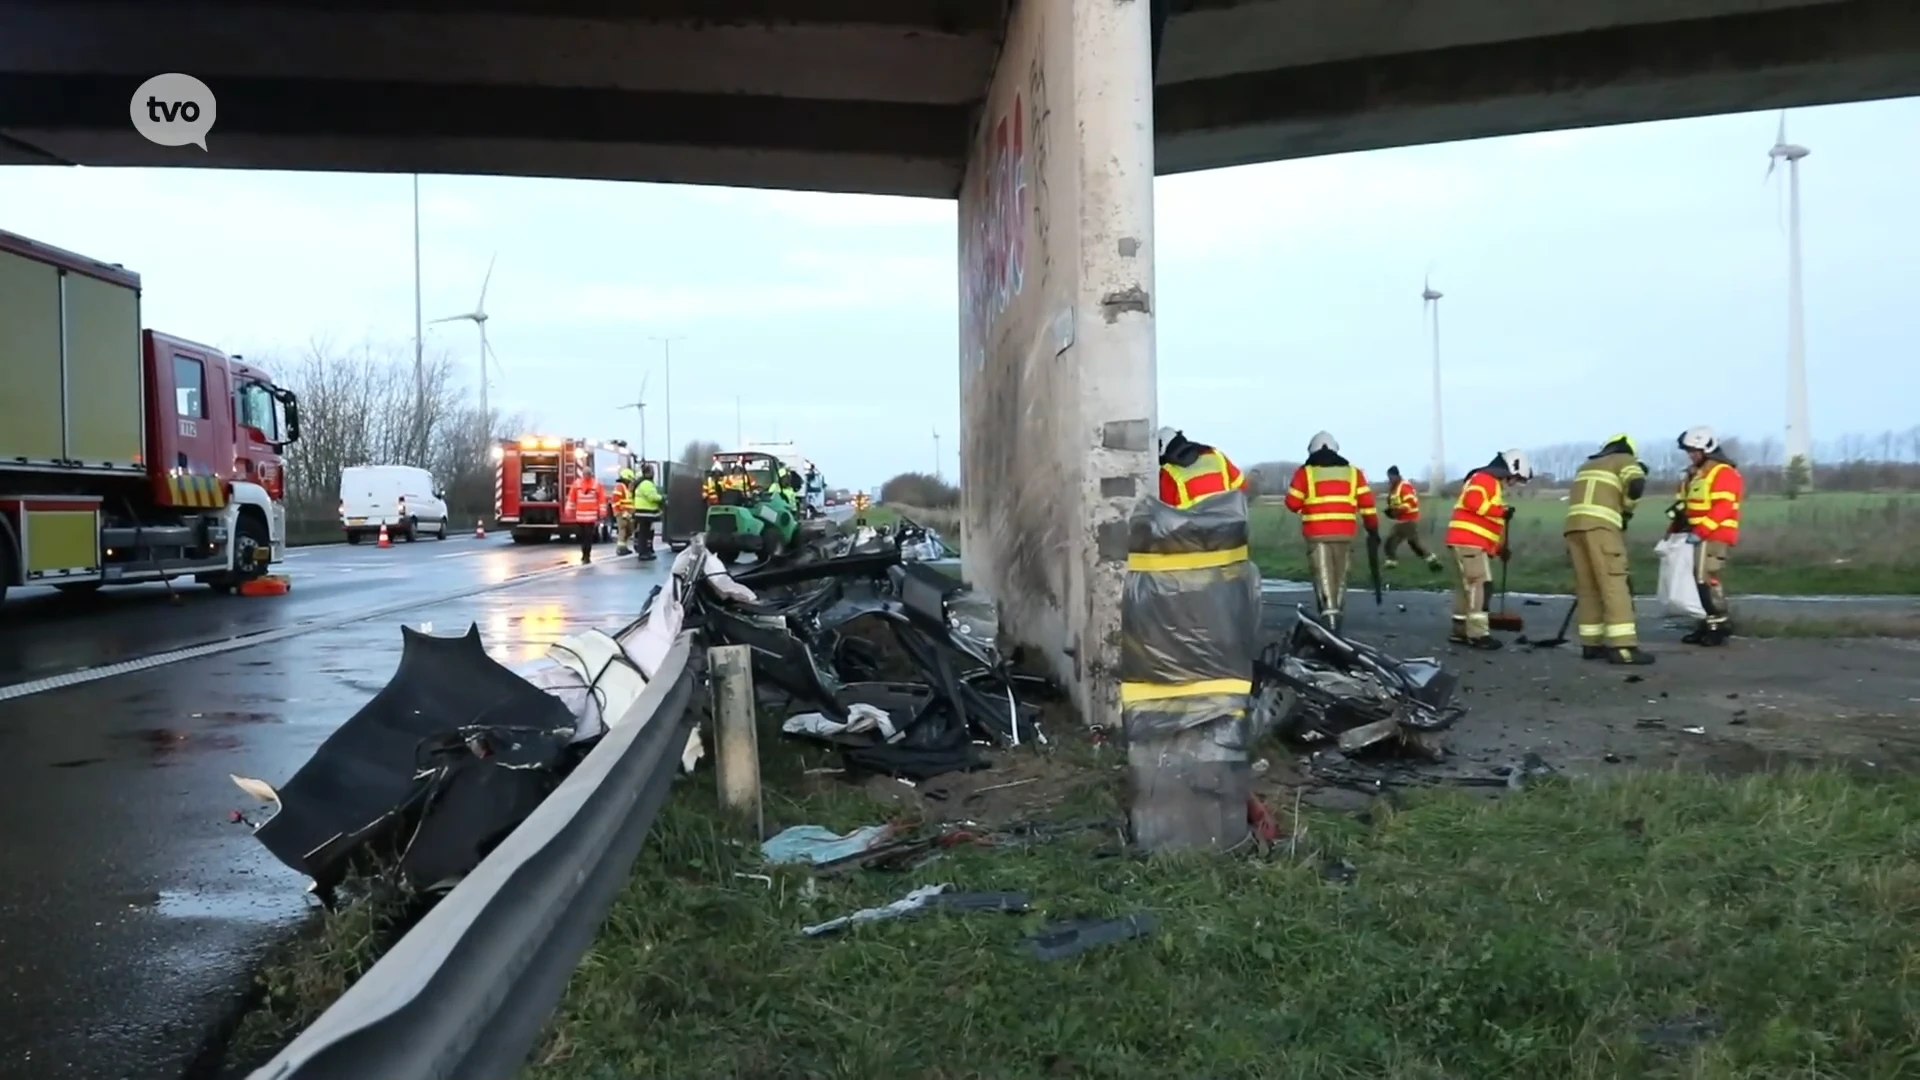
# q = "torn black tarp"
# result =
<box><xmin>238</xmin><ymin>625</ymin><xmax>578</xmax><ymax>899</ymax></box>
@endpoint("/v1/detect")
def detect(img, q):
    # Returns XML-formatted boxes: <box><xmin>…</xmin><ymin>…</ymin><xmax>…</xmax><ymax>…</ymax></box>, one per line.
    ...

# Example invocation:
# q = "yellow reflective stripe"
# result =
<box><xmin>1127</xmin><ymin>545</ymin><xmax>1250</xmax><ymax>572</ymax></box>
<box><xmin>1286</xmin><ymin>487</ymin><xmax>1307</xmax><ymax>500</ymax></box>
<box><xmin>1452</xmin><ymin>520</ymin><xmax>1500</xmax><ymax>543</ymax></box>
<box><xmin>1300</xmin><ymin>512</ymin><xmax>1356</xmax><ymax>523</ymax></box>
<box><xmin>1706</xmin><ymin>491</ymin><xmax>1738</xmax><ymax>503</ymax></box>
<box><xmin>1575</xmin><ymin>469</ymin><xmax>1622</xmax><ymax>488</ymax></box>
<box><xmin>1568</xmin><ymin>503</ymin><xmax>1624</xmax><ymax>528</ymax></box>
<box><xmin>1603</xmin><ymin>623</ymin><xmax>1638</xmax><ymax>640</ymax></box>
<box><xmin>1119</xmin><ymin>678</ymin><xmax>1254</xmax><ymax>705</ymax></box>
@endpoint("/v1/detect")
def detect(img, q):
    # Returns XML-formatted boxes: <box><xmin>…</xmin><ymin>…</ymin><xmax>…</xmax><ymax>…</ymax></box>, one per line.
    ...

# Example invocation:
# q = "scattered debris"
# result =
<box><xmin>1022</xmin><ymin>913</ymin><xmax>1157</xmax><ymax>961</ymax></box>
<box><xmin>1637</xmin><ymin>1011</ymin><xmax>1724</xmax><ymax>1049</ymax></box>
<box><xmin>1321</xmin><ymin>857</ymin><xmax>1359</xmax><ymax>884</ymax></box>
<box><xmin>763</xmin><ymin>824</ymin><xmax>896</xmax><ymax>866</ymax></box>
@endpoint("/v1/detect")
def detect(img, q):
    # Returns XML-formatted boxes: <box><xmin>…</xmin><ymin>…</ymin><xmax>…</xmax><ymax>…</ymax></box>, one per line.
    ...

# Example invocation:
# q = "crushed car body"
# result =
<box><xmin>1251</xmin><ymin>608</ymin><xmax>1465</xmax><ymax>757</ymax></box>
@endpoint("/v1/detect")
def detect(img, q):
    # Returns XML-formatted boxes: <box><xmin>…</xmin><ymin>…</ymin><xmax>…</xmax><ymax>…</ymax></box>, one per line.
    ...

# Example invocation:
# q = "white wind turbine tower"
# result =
<box><xmin>1422</xmin><ymin>272</ymin><xmax>1446</xmax><ymax>492</ymax></box>
<box><xmin>616</xmin><ymin>370</ymin><xmax>650</xmax><ymax>462</ymax></box>
<box><xmin>430</xmin><ymin>253</ymin><xmax>501</xmax><ymax>423</ymax></box>
<box><xmin>1766</xmin><ymin>112</ymin><xmax>1813</xmax><ymax>475</ymax></box>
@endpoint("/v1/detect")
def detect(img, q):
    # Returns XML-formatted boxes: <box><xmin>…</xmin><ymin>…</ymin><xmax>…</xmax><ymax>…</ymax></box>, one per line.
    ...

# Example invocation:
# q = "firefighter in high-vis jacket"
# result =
<box><xmin>851</xmin><ymin>490</ymin><xmax>872</xmax><ymax>524</ymax></box>
<box><xmin>1564</xmin><ymin>435</ymin><xmax>1654</xmax><ymax>665</ymax></box>
<box><xmin>702</xmin><ymin>463</ymin><xmax>724</xmax><ymax>505</ymax></box>
<box><xmin>1445</xmin><ymin>449</ymin><xmax>1532</xmax><ymax>649</ymax></box>
<box><xmin>1157</xmin><ymin>426</ymin><xmax>1245</xmax><ymax>508</ymax></box>
<box><xmin>1282</xmin><ymin>432</ymin><xmax>1377</xmax><ymax>632</ymax></box>
<box><xmin>630</xmin><ymin>462</ymin><xmax>663</xmax><ymax>560</ymax></box>
<box><xmin>611</xmin><ymin>467</ymin><xmax>637</xmax><ymax>556</ymax></box>
<box><xmin>1669</xmin><ymin>425</ymin><xmax>1745</xmax><ymax>646</ymax></box>
<box><xmin>1381</xmin><ymin>465</ymin><xmax>1442</xmax><ymax>572</ymax></box>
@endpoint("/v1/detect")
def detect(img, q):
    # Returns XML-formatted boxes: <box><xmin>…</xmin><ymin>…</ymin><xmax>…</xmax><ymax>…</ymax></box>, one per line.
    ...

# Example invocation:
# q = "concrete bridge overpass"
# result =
<box><xmin>4</xmin><ymin>0</ymin><xmax>1917</xmax><ymax>722</ymax></box>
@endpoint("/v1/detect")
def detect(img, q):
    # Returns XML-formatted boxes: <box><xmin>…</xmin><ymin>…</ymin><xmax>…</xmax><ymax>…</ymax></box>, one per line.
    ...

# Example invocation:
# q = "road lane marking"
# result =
<box><xmin>0</xmin><ymin>559</ymin><xmax>586</xmax><ymax>702</ymax></box>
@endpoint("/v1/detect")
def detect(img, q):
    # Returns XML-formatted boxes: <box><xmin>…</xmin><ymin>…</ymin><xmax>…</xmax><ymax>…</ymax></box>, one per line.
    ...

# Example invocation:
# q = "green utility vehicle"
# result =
<box><xmin>703</xmin><ymin>451</ymin><xmax>805</xmax><ymax>563</ymax></box>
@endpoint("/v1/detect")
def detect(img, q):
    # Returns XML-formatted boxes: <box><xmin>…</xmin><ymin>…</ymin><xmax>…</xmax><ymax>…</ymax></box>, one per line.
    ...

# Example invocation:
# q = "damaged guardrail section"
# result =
<box><xmin>250</xmin><ymin>632</ymin><xmax>699</xmax><ymax>1080</ymax></box>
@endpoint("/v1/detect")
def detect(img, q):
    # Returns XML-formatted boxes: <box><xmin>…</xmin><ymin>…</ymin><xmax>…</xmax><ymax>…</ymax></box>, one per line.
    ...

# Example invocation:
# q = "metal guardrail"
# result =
<box><xmin>251</xmin><ymin>631</ymin><xmax>700</xmax><ymax>1080</ymax></box>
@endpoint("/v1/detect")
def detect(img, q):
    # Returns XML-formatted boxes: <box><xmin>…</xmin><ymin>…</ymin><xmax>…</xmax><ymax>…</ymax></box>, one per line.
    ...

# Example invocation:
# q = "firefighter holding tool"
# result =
<box><xmin>1564</xmin><ymin>434</ymin><xmax>1654</xmax><ymax>665</ymax></box>
<box><xmin>1669</xmin><ymin>425</ymin><xmax>1745</xmax><ymax>646</ymax></box>
<box><xmin>1445</xmin><ymin>450</ymin><xmax>1532</xmax><ymax>649</ymax></box>
<box><xmin>1283</xmin><ymin>432</ymin><xmax>1379</xmax><ymax>632</ymax></box>
<box><xmin>1381</xmin><ymin>465</ymin><xmax>1442</xmax><ymax>572</ymax></box>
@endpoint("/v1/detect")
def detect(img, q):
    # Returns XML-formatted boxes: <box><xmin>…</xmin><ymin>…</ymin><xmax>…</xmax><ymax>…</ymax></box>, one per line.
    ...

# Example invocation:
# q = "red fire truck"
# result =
<box><xmin>491</xmin><ymin>436</ymin><xmax>633</xmax><ymax>544</ymax></box>
<box><xmin>0</xmin><ymin>229</ymin><xmax>301</xmax><ymax>605</ymax></box>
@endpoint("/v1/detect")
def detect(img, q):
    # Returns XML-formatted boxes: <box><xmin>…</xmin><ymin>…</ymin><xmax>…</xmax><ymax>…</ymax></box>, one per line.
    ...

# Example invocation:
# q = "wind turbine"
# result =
<box><xmin>430</xmin><ymin>253</ymin><xmax>501</xmax><ymax>423</ymax></box>
<box><xmin>616</xmin><ymin>370</ymin><xmax>650</xmax><ymax>462</ymax></box>
<box><xmin>1422</xmin><ymin>271</ymin><xmax>1446</xmax><ymax>492</ymax></box>
<box><xmin>1766</xmin><ymin>112</ymin><xmax>1813</xmax><ymax>477</ymax></box>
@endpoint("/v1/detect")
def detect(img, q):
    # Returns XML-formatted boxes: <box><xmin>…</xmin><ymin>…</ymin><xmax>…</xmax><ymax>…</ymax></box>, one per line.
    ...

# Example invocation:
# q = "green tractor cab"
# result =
<box><xmin>703</xmin><ymin>452</ymin><xmax>803</xmax><ymax>564</ymax></box>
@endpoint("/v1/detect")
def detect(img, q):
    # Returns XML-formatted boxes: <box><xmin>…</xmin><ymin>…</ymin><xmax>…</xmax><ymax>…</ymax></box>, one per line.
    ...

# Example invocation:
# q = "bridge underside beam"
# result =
<box><xmin>1157</xmin><ymin>0</ymin><xmax>1920</xmax><ymax>173</ymax></box>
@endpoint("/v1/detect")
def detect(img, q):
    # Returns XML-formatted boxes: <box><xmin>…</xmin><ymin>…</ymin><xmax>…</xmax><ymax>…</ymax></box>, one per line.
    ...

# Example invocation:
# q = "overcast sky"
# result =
<box><xmin>2</xmin><ymin>96</ymin><xmax>1913</xmax><ymax>490</ymax></box>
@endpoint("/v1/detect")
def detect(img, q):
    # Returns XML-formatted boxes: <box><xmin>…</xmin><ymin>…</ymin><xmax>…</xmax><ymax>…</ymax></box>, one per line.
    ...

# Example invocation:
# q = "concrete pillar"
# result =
<box><xmin>957</xmin><ymin>0</ymin><xmax>1157</xmax><ymax>730</ymax></box>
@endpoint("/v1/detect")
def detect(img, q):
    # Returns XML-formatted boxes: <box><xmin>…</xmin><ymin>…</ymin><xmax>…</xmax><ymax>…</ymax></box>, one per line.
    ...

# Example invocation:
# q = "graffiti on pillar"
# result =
<box><xmin>1027</xmin><ymin>58</ymin><xmax>1052</xmax><ymax>286</ymax></box>
<box><xmin>960</xmin><ymin>93</ymin><xmax>1027</xmax><ymax>371</ymax></box>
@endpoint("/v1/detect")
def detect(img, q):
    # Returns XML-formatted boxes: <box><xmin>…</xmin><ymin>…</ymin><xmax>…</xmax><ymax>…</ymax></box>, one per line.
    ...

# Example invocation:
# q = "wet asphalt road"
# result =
<box><xmin>0</xmin><ymin>536</ymin><xmax>677</xmax><ymax>1080</ymax></box>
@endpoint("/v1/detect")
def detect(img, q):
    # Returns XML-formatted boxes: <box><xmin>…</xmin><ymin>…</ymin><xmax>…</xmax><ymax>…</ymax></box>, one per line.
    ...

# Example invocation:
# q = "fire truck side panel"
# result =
<box><xmin>0</xmin><ymin>247</ymin><xmax>66</xmax><ymax>465</ymax></box>
<box><xmin>496</xmin><ymin>445</ymin><xmax>522</xmax><ymax>523</ymax></box>
<box><xmin>66</xmin><ymin>270</ymin><xmax>147</xmax><ymax>470</ymax></box>
<box><xmin>145</xmin><ymin>332</ymin><xmax>237</xmax><ymax>510</ymax></box>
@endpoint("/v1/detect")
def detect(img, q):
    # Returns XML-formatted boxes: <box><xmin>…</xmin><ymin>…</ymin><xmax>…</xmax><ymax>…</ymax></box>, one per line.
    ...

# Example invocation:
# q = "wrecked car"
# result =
<box><xmin>1251</xmin><ymin>608</ymin><xmax>1464</xmax><ymax>757</ymax></box>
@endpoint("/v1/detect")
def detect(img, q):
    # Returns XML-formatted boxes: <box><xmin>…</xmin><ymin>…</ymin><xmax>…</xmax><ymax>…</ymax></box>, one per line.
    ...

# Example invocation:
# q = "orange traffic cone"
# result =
<box><xmin>377</xmin><ymin>523</ymin><xmax>392</xmax><ymax>548</ymax></box>
<box><xmin>475</xmin><ymin>519</ymin><xmax>486</xmax><ymax>539</ymax></box>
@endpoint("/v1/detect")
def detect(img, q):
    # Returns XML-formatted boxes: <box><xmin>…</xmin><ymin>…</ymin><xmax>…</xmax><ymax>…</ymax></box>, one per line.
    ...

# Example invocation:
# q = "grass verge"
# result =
<box><xmin>530</xmin><ymin>743</ymin><xmax>1920</xmax><ymax>1079</ymax></box>
<box><xmin>217</xmin><ymin>878</ymin><xmax>422</xmax><ymax>1074</ymax></box>
<box><xmin>1250</xmin><ymin>492</ymin><xmax>1920</xmax><ymax>597</ymax></box>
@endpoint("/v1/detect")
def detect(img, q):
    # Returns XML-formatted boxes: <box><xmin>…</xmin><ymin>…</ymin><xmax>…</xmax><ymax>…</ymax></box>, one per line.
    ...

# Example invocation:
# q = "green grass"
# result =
<box><xmin>530</xmin><ymin>751</ymin><xmax>1920</xmax><ymax>1080</ymax></box>
<box><xmin>1250</xmin><ymin>491</ymin><xmax>1920</xmax><ymax>596</ymax></box>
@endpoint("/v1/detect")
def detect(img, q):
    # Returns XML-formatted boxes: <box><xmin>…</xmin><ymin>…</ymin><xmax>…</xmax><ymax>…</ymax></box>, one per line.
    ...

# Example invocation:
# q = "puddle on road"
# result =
<box><xmin>114</xmin><ymin>727</ymin><xmax>243</xmax><ymax>761</ymax></box>
<box><xmin>150</xmin><ymin>887</ymin><xmax>310</xmax><ymax>925</ymax></box>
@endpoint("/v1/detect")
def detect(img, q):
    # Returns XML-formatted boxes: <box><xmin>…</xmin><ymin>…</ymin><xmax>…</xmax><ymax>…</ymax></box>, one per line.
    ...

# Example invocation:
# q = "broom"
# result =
<box><xmin>1489</xmin><ymin>554</ymin><xmax>1525</xmax><ymax>632</ymax></box>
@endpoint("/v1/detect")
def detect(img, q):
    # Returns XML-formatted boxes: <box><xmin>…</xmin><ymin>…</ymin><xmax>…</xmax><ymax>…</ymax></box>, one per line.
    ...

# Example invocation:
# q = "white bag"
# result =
<box><xmin>1655</xmin><ymin>535</ymin><xmax>1706</xmax><ymax>619</ymax></box>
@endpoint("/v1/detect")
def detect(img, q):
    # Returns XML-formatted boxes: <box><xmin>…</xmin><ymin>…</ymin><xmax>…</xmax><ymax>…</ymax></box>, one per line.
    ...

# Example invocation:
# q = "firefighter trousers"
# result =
<box><xmin>1383</xmin><ymin>520</ymin><xmax>1432</xmax><ymax>560</ymax></box>
<box><xmin>1449</xmin><ymin>544</ymin><xmax>1492</xmax><ymax>639</ymax></box>
<box><xmin>633</xmin><ymin>512</ymin><xmax>660</xmax><ymax>557</ymax></box>
<box><xmin>1694</xmin><ymin>540</ymin><xmax>1731</xmax><ymax>628</ymax></box>
<box><xmin>1307</xmin><ymin>538</ymin><xmax>1350</xmax><ymax>625</ymax></box>
<box><xmin>615</xmin><ymin>510</ymin><xmax>634</xmax><ymax>550</ymax></box>
<box><xmin>1565</xmin><ymin>526</ymin><xmax>1637</xmax><ymax>647</ymax></box>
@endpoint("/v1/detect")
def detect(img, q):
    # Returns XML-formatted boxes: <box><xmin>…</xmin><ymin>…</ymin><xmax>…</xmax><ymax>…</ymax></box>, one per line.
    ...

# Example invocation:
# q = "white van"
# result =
<box><xmin>339</xmin><ymin>465</ymin><xmax>450</xmax><ymax>543</ymax></box>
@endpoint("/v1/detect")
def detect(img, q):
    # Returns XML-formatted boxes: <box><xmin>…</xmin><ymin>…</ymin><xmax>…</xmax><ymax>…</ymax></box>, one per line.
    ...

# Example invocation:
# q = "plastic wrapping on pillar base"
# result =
<box><xmin>1125</xmin><ymin>695</ymin><xmax>1252</xmax><ymax>851</ymax></box>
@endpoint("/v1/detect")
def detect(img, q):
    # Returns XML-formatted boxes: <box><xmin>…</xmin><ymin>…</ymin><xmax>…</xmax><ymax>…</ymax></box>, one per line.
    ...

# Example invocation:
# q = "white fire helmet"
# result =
<box><xmin>1678</xmin><ymin>425</ymin><xmax>1719</xmax><ymax>454</ymax></box>
<box><xmin>1156</xmin><ymin>426</ymin><xmax>1179</xmax><ymax>453</ymax></box>
<box><xmin>1500</xmin><ymin>449</ymin><xmax>1534</xmax><ymax>482</ymax></box>
<box><xmin>1307</xmin><ymin>431</ymin><xmax>1339</xmax><ymax>455</ymax></box>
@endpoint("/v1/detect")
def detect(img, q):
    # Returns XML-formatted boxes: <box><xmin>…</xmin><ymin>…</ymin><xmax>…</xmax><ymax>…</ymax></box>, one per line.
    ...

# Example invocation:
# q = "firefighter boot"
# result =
<box><xmin>1581</xmin><ymin>646</ymin><xmax>1608</xmax><ymax>661</ymax></box>
<box><xmin>1607</xmin><ymin>646</ymin><xmax>1656</xmax><ymax>666</ymax></box>
<box><xmin>1426</xmin><ymin>554</ymin><xmax>1444</xmax><ymax>572</ymax></box>
<box><xmin>1682</xmin><ymin>621</ymin><xmax>1731</xmax><ymax>646</ymax></box>
<box><xmin>1383</xmin><ymin>557</ymin><xmax>1400</xmax><ymax>569</ymax></box>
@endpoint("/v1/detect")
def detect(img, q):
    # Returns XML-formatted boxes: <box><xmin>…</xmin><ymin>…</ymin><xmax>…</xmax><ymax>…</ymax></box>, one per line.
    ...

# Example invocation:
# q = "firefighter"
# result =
<box><xmin>1565</xmin><ymin>435</ymin><xmax>1654</xmax><ymax>665</ymax></box>
<box><xmin>1281</xmin><ymin>432</ymin><xmax>1377</xmax><ymax>632</ymax></box>
<box><xmin>1381</xmin><ymin>465</ymin><xmax>1442</xmax><ymax>572</ymax></box>
<box><xmin>1669</xmin><ymin>425</ymin><xmax>1745</xmax><ymax>646</ymax></box>
<box><xmin>851</xmin><ymin>490</ymin><xmax>872</xmax><ymax>524</ymax></box>
<box><xmin>1445</xmin><ymin>449</ymin><xmax>1533</xmax><ymax>649</ymax></box>
<box><xmin>1157</xmin><ymin>426</ymin><xmax>1245</xmax><ymax>508</ymax></box>
<box><xmin>563</xmin><ymin>467</ymin><xmax>608</xmax><ymax>564</ymax></box>
<box><xmin>631</xmin><ymin>462</ymin><xmax>663</xmax><ymax>560</ymax></box>
<box><xmin>611</xmin><ymin>467</ymin><xmax>636</xmax><ymax>556</ymax></box>
<box><xmin>702</xmin><ymin>463</ymin><xmax>723</xmax><ymax>505</ymax></box>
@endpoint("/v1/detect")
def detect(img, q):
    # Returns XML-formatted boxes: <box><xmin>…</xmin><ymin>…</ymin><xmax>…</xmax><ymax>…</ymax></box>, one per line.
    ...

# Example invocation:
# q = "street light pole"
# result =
<box><xmin>412</xmin><ymin>174</ymin><xmax>425</xmax><ymax>445</ymax></box>
<box><xmin>649</xmin><ymin>335</ymin><xmax>685</xmax><ymax>461</ymax></box>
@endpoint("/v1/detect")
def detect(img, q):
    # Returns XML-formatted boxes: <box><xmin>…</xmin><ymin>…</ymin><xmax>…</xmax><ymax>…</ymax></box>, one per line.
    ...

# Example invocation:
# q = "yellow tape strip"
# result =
<box><xmin>1119</xmin><ymin>677</ymin><xmax>1253</xmax><ymax>705</ymax></box>
<box><xmin>1126</xmin><ymin>545</ymin><xmax>1250</xmax><ymax>573</ymax></box>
